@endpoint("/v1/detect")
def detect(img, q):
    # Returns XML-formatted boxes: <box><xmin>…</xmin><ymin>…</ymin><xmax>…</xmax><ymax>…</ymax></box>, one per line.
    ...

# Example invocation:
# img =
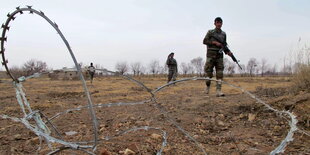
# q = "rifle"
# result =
<box><xmin>211</xmin><ymin>35</ymin><xmax>243</xmax><ymax>70</ymax></box>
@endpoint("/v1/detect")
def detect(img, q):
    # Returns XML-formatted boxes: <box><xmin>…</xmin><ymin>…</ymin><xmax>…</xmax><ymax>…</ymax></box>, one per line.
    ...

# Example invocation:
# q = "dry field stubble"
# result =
<box><xmin>0</xmin><ymin>76</ymin><xmax>309</xmax><ymax>154</ymax></box>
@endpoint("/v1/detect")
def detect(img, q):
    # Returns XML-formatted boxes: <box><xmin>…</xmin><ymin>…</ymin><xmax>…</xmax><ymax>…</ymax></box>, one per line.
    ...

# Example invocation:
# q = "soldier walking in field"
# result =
<box><xmin>203</xmin><ymin>17</ymin><xmax>233</xmax><ymax>97</ymax></box>
<box><xmin>166</xmin><ymin>52</ymin><xmax>178</xmax><ymax>83</ymax></box>
<box><xmin>88</xmin><ymin>63</ymin><xmax>96</xmax><ymax>83</ymax></box>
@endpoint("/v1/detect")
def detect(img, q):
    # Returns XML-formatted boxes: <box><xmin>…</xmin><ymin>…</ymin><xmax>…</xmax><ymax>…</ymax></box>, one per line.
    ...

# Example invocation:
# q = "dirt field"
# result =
<box><xmin>0</xmin><ymin>76</ymin><xmax>309</xmax><ymax>154</ymax></box>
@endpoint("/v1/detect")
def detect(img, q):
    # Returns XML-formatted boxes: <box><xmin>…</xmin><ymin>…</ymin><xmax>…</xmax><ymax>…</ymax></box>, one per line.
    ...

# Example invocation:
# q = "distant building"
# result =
<box><xmin>48</xmin><ymin>67</ymin><xmax>81</xmax><ymax>80</ymax></box>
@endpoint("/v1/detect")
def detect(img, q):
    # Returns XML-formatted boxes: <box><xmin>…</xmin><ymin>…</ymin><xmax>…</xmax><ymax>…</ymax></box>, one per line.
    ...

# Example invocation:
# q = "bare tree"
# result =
<box><xmin>180</xmin><ymin>62</ymin><xmax>189</xmax><ymax>75</ymax></box>
<box><xmin>190</xmin><ymin>57</ymin><xmax>204</xmax><ymax>76</ymax></box>
<box><xmin>9</xmin><ymin>65</ymin><xmax>24</xmax><ymax>78</ymax></box>
<box><xmin>247</xmin><ymin>58</ymin><xmax>258</xmax><ymax>76</ymax></box>
<box><xmin>93</xmin><ymin>63</ymin><xmax>107</xmax><ymax>76</ymax></box>
<box><xmin>282</xmin><ymin>55</ymin><xmax>293</xmax><ymax>75</ymax></box>
<box><xmin>259</xmin><ymin>58</ymin><xmax>268</xmax><ymax>76</ymax></box>
<box><xmin>130</xmin><ymin>62</ymin><xmax>143</xmax><ymax>76</ymax></box>
<box><xmin>115</xmin><ymin>61</ymin><xmax>128</xmax><ymax>75</ymax></box>
<box><xmin>149</xmin><ymin>60</ymin><xmax>160</xmax><ymax>75</ymax></box>
<box><xmin>187</xmin><ymin>63</ymin><xmax>195</xmax><ymax>75</ymax></box>
<box><xmin>140</xmin><ymin>66</ymin><xmax>146</xmax><ymax>75</ymax></box>
<box><xmin>237</xmin><ymin>64</ymin><xmax>245</xmax><ymax>75</ymax></box>
<box><xmin>158</xmin><ymin>66</ymin><xmax>166</xmax><ymax>74</ymax></box>
<box><xmin>255</xmin><ymin>63</ymin><xmax>260</xmax><ymax>75</ymax></box>
<box><xmin>224</xmin><ymin>58</ymin><xmax>236</xmax><ymax>76</ymax></box>
<box><xmin>271</xmin><ymin>63</ymin><xmax>278</xmax><ymax>75</ymax></box>
<box><xmin>237</xmin><ymin>64</ymin><xmax>246</xmax><ymax>76</ymax></box>
<box><xmin>94</xmin><ymin>63</ymin><xmax>102</xmax><ymax>69</ymax></box>
<box><xmin>160</xmin><ymin>62</ymin><xmax>168</xmax><ymax>74</ymax></box>
<box><xmin>22</xmin><ymin>59</ymin><xmax>48</xmax><ymax>76</ymax></box>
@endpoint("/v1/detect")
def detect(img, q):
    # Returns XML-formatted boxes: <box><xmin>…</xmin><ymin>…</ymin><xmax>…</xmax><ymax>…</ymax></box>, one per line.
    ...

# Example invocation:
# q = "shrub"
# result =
<box><xmin>292</xmin><ymin>64</ymin><xmax>310</xmax><ymax>92</ymax></box>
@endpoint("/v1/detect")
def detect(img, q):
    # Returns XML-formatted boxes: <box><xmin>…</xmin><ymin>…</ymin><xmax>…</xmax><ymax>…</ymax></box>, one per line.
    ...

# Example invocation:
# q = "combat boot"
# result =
<box><xmin>216</xmin><ymin>80</ymin><xmax>225</xmax><ymax>97</ymax></box>
<box><xmin>216</xmin><ymin>89</ymin><xmax>225</xmax><ymax>97</ymax></box>
<box><xmin>205</xmin><ymin>86</ymin><xmax>210</xmax><ymax>94</ymax></box>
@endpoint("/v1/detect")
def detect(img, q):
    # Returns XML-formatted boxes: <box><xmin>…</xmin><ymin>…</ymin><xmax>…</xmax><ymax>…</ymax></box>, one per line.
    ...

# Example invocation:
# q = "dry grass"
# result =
<box><xmin>292</xmin><ymin>65</ymin><xmax>310</xmax><ymax>93</ymax></box>
<box><xmin>2</xmin><ymin>75</ymin><xmax>310</xmax><ymax>154</ymax></box>
<box><xmin>0</xmin><ymin>76</ymin><xmax>293</xmax><ymax>115</ymax></box>
<box><xmin>289</xmin><ymin>43</ymin><xmax>310</xmax><ymax>93</ymax></box>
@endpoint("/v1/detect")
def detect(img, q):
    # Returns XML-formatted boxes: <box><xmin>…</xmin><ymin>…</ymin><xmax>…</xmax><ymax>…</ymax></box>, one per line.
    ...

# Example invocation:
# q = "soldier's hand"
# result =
<box><xmin>212</xmin><ymin>41</ymin><xmax>222</xmax><ymax>47</ymax></box>
<box><xmin>227</xmin><ymin>51</ymin><xmax>233</xmax><ymax>57</ymax></box>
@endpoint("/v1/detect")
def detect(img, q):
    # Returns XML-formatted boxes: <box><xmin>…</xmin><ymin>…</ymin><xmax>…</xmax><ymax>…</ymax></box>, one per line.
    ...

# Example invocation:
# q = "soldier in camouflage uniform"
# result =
<box><xmin>87</xmin><ymin>62</ymin><xmax>95</xmax><ymax>83</ymax></box>
<box><xmin>166</xmin><ymin>52</ymin><xmax>178</xmax><ymax>83</ymax></box>
<box><xmin>203</xmin><ymin>17</ymin><xmax>232</xmax><ymax>97</ymax></box>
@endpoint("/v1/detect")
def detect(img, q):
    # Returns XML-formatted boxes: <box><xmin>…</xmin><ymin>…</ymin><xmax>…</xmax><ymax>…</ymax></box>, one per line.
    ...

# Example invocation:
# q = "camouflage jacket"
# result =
<box><xmin>88</xmin><ymin>66</ymin><xmax>95</xmax><ymax>73</ymax></box>
<box><xmin>166</xmin><ymin>58</ymin><xmax>178</xmax><ymax>71</ymax></box>
<box><xmin>203</xmin><ymin>28</ymin><xmax>227</xmax><ymax>57</ymax></box>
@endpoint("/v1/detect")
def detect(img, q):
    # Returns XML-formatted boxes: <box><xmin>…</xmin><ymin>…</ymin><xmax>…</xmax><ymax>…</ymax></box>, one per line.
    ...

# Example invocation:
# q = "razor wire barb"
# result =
<box><xmin>0</xmin><ymin>6</ymin><xmax>305</xmax><ymax>155</ymax></box>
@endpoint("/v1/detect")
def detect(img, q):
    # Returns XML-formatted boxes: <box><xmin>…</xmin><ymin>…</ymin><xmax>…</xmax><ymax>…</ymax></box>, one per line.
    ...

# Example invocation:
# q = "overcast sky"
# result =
<box><xmin>0</xmin><ymin>0</ymin><xmax>309</xmax><ymax>71</ymax></box>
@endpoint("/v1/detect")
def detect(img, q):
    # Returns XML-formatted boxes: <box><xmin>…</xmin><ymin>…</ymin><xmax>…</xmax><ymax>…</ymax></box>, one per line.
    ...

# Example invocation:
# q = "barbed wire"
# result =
<box><xmin>34</xmin><ymin>68</ymin><xmax>302</xmax><ymax>154</ymax></box>
<box><xmin>298</xmin><ymin>129</ymin><xmax>310</xmax><ymax>137</ymax></box>
<box><xmin>153</xmin><ymin>77</ymin><xmax>300</xmax><ymax>155</ymax></box>
<box><xmin>0</xmin><ymin>6</ymin><xmax>305</xmax><ymax>155</ymax></box>
<box><xmin>0</xmin><ymin>6</ymin><xmax>100</xmax><ymax>149</ymax></box>
<box><xmin>0</xmin><ymin>6</ymin><xmax>166</xmax><ymax>154</ymax></box>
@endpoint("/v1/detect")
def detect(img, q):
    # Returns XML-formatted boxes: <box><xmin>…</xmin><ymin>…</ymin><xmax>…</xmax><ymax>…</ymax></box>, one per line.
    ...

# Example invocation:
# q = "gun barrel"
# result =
<box><xmin>237</xmin><ymin>63</ymin><xmax>242</xmax><ymax>70</ymax></box>
<box><xmin>212</xmin><ymin>35</ymin><xmax>242</xmax><ymax>70</ymax></box>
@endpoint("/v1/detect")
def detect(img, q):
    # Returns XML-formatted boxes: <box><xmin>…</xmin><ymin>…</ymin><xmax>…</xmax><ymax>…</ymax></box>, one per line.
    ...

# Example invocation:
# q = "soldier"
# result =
<box><xmin>166</xmin><ymin>52</ymin><xmax>178</xmax><ymax>83</ymax></box>
<box><xmin>88</xmin><ymin>63</ymin><xmax>95</xmax><ymax>83</ymax></box>
<box><xmin>203</xmin><ymin>17</ymin><xmax>232</xmax><ymax>97</ymax></box>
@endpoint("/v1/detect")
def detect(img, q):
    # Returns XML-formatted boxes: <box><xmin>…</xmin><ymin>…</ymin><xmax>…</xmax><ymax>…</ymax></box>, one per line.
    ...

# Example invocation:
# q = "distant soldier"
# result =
<box><xmin>88</xmin><ymin>63</ymin><xmax>95</xmax><ymax>83</ymax></box>
<box><xmin>203</xmin><ymin>17</ymin><xmax>233</xmax><ymax>97</ymax></box>
<box><xmin>166</xmin><ymin>52</ymin><xmax>178</xmax><ymax>83</ymax></box>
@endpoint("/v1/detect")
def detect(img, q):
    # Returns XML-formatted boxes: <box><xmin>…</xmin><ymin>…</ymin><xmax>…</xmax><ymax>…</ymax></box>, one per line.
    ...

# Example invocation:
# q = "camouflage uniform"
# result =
<box><xmin>166</xmin><ymin>57</ymin><xmax>178</xmax><ymax>83</ymax></box>
<box><xmin>203</xmin><ymin>28</ymin><xmax>226</xmax><ymax>92</ymax></box>
<box><xmin>88</xmin><ymin>65</ymin><xmax>95</xmax><ymax>83</ymax></box>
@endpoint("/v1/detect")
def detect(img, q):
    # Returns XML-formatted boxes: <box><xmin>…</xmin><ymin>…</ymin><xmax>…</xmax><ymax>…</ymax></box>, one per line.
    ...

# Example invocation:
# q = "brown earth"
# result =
<box><xmin>0</xmin><ymin>76</ymin><xmax>309</xmax><ymax>154</ymax></box>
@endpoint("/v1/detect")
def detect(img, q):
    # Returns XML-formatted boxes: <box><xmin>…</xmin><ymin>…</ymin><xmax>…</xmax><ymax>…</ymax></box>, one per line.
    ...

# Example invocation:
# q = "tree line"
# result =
<box><xmin>111</xmin><ymin>57</ymin><xmax>299</xmax><ymax>77</ymax></box>
<box><xmin>6</xmin><ymin>54</ymin><xmax>307</xmax><ymax>78</ymax></box>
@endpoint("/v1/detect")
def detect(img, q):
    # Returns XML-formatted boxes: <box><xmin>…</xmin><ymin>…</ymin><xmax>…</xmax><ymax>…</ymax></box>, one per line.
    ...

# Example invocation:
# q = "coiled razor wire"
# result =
<box><xmin>0</xmin><ymin>6</ymin><xmax>99</xmax><ymax>151</ymax></box>
<box><xmin>50</xmin><ymin>68</ymin><xmax>303</xmax><ymax>154</ymax></box>
<box><xmin>114</xmin><ymin>74</ymin><xmax>301</xmax><ymax>154</ymax></box>
<box><xmin>153</xmin><ymin>77</ymin><xmax>300</xmax><ymax>155</ymax></box>
<box><xmin>0</xmin><ymin>6</ymin><xmax>166</xmax><ymax>154</ymax></box>
<box><xmin>0</xmin><ymin>6</ymin><xmax>306</xmax><ymax>155</ymax></box>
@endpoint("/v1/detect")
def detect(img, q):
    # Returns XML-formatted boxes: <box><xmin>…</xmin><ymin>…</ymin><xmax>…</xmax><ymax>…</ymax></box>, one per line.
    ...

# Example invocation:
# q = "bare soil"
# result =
<box><xmin>0</xmin><ymin>76</ymin><xmax>309</xmax><ymax>154</ymax></box>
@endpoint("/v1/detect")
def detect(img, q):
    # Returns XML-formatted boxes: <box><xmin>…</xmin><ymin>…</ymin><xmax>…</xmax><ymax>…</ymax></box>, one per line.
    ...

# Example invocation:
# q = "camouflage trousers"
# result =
<box><xmin>167</xmin><ymin>69</ymin><xmax>177</xmax><ymax>83</ymax></box>
<box><xmin>89</xmin><ymin>72</ymin><xmax>95</xmax><ymax>83</ymax></box>
<box><xmin>204</xmin><ymin>56</ymin><xmax>224</xmax><ymax>86</ymax></box>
